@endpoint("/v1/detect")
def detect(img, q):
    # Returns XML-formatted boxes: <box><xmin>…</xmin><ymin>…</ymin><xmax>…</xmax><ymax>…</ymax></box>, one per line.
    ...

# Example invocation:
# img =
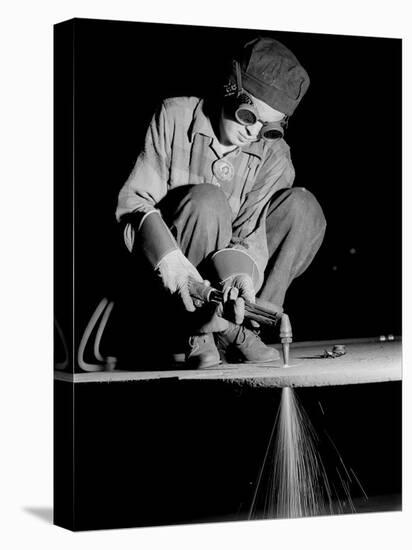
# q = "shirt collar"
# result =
<box><xmin>241</xmin><ymin>139</ymin><xmax>265</xmax><ymax>158</ymax></box>
<box><xmin>188</xmin><ymin>98</ymin><xmax>264</xmax><ymax>160</ymax></box>
<box><xmin>188</xmin><ymin>99</ymin><xmax>215</xmax><ymax>141</ymax></box>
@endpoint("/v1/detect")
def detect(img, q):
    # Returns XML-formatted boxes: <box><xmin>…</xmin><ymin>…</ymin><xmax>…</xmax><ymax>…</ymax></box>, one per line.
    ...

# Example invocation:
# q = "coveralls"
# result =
<box><xmin>116</xmin><ymin>96</ymin><xmax>326</xmax><ymax>311</ymax></box>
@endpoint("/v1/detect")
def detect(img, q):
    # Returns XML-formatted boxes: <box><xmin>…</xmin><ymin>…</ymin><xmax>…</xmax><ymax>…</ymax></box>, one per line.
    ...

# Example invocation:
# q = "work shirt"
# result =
<box><xmin>116</xmin><ymin>96</ymin><xmax>295</xmax><ymax>287</ymax></box>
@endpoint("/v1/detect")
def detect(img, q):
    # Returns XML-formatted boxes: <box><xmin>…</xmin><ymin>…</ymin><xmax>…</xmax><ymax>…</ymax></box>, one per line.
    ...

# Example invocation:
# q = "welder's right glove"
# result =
<box><xmin>156</xmin><ymin>249</ymin><xmax>203</xmax><ymax>312</ymax></box>
<box><xmin>127</xmin><ymin>209</ymin><xmax>204</xmax><ymax>313</ymax></box>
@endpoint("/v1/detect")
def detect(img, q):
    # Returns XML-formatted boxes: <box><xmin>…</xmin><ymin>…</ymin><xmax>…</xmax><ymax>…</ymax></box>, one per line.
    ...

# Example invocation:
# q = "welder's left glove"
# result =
<box><xmin>221</xmin><ymin>274</ymin><xmax>256</xmax><ymax>303</ymax></box>
<box><xmin>207</xmin><ymin>248</ymin><xmax>260</xmax><ymax>325</ymax></box>
<box><xmin>220</xmin><ymin>274</ymin><xmax>255</xmax><ymax>325</ymax></box>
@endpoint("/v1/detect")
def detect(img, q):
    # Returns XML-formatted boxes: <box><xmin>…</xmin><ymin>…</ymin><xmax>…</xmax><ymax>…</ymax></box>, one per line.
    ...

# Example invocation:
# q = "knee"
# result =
<box><xmin>285</xmin><ymin>187</ymin><xmax>326</xmax><ymax>232</ymax></box>
<box><xmin>186</xmin><ymin>184</ymin><xmax>231</xmax><ymax>218</ymax></box>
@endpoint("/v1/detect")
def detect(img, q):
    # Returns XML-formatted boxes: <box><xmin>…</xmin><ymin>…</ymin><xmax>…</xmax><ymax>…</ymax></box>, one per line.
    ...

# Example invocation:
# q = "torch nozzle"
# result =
<box><xmin>280</xmin><ymin>313</ymin><xmax>293</xmax><ymax>367</ymax></box>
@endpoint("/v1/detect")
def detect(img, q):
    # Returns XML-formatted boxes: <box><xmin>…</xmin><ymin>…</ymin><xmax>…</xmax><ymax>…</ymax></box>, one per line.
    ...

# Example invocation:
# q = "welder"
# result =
<box><xmin>115</xmin><ymin>37</ymin><xmax>326</xmax><ymax>369</ymax></box>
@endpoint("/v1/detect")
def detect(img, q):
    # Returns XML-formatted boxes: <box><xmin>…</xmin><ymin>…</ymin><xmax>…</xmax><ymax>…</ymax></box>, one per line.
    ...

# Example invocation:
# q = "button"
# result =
<box><xmin>212</xmin><ymin>158</ymin><xmax>234</xmax><ymax>182</ymax></box>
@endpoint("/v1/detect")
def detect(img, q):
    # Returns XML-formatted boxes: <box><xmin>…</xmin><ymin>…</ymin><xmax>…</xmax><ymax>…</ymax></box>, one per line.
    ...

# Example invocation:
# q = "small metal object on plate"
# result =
<box><xmin>321</xmin><ymin>345</ymin><xmax>346</xmax><ymax>359</ymax></box>
<box><xmin>332</xmin><ymin>345</ymin><xmax>346</xmax><ymax>356</ymax></box>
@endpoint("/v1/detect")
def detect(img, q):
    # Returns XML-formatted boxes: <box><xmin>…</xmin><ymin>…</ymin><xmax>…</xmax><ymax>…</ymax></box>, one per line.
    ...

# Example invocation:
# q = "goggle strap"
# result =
<box><xmin>235</xmin><ymin>61</ymin><xmax>243</xmax><ymax>94</ymax></box>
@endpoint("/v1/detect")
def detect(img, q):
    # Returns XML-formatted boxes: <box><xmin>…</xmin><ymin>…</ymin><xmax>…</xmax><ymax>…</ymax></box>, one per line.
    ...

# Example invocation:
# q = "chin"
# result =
<box><xmin>237</xmin><ymin>136</ymin><xmax>254</xmax><ymax>147</ymax></box>
<box><xmin>232</xmin><ymin>139</ymin><xmax>244</xmax><ymax>147</ymax></box>
<box><xmin>228</xmin><ymin>134</ymin><xmax>244</xmax><ymax>146</ymax></box>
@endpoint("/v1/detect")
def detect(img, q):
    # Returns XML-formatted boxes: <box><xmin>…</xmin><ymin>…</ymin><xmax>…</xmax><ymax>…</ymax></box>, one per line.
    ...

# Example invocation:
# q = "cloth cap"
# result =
<box><xmin>236</xmin><ymin>37</ymin><xmax>310</xmax><ymax>116</ymax></box>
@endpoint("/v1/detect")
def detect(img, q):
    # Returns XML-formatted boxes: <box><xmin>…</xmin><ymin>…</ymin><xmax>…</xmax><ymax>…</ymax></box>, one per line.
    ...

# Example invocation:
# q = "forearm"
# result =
<box><xmin>122</xmin><ymin>210</ymin><xmax>178</xmax><ymax>266</ymax></box>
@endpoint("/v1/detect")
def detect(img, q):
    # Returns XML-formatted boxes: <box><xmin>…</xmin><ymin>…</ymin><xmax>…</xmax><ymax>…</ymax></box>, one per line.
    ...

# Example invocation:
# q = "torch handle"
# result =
<box><xmin>188</xmin><ymin>279</ymin><xmax>281</xmax><ymax>327</ymax></box>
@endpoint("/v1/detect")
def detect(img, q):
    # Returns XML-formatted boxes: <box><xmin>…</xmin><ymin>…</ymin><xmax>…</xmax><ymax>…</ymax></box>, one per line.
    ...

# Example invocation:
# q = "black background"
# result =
<box><xmin>72</xmin><ymin>18</ymin><xmax>402</xmax><ymax>347</ymax></box>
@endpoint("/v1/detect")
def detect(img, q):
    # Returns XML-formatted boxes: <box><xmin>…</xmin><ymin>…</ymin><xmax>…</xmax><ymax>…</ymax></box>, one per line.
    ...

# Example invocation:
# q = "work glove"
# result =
<box><xmin>156</xmin><ymin>249</ymin><xmax>203</xmax><ymax>313</ymax></box>
<box><xmin>221</xmin><ymin>274</ymin><xmax>255</xmax><ymax>303</ymax></box>
<box><xmin>220</xmin><ymin>274</ymin><xmax>255</xmax><ymax>325</ymax></box>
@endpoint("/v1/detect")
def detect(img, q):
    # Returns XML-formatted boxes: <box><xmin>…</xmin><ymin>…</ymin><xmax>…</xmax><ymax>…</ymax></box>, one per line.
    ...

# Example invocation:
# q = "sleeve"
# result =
<box><xmin>115</xmin><ymin>101</ymin><xmax>174</xmax><ymax>253</ymax></box>
<box><xmin>231</xmin><ymin>143</ymin><xmax>295</xmax><ymax>290</ymax></box>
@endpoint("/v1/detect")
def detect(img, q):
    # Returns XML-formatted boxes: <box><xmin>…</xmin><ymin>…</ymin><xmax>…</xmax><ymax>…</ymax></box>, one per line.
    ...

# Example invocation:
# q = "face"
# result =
<box><xmin>218</xmin><ymin>94</ymin><xmax>285</xmax><ymax>147</ymax></box>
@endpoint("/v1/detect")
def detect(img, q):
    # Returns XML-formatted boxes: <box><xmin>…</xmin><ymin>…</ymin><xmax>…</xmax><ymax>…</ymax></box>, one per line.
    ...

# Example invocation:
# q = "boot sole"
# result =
<box><xmin>197</xmin><ymin>361</ymin><xmax>223</xmax><ymax>370</ymax></box>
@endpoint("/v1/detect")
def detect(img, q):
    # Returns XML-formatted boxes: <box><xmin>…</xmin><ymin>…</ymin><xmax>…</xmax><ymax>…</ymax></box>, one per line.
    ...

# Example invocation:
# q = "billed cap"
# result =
<box><xmin>236</xmin><ymin>37</ymin><xmax>310</xmax><ymax>116</ymax></box>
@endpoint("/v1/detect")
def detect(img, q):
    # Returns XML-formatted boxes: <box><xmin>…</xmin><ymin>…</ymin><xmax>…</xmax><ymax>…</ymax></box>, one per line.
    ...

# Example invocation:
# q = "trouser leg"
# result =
<box><xmin>160</xmin><ymin>184</ymin><xmax>234</xmax><ymax>335</ymax></box>
<box><xmin>158</xmin><ymin>183</ymin><xmax>233</xmax><ymax>268</ymax></box>
<box><xmin>160</xmin><ymin>183</ymin><xmax>238</xmax><ymax>330</ymax></box>
<box><xmin>258</xmin><ymin>187</ymin><xmax>326</xmax><ymax>307</ymax></box>
<box><xmin>116</xmin><ymin>184</ymin><xmax>233</xmax><ymax>365</ymax></box>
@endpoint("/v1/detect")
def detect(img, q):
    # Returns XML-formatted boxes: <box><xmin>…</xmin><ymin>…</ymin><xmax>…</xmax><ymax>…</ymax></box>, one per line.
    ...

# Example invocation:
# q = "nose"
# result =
<box><xmin>245</xmin><ymin>121</ymin><xmax>262</xmax><ymax>137</ymax></box>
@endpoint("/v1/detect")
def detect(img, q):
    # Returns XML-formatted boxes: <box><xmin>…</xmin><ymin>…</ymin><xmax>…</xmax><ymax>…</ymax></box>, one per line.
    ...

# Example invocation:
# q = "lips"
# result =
<box><xmin>238</xmin><ymin>134</ymin><xmax>257</xmax><ymax>144</ymax></box>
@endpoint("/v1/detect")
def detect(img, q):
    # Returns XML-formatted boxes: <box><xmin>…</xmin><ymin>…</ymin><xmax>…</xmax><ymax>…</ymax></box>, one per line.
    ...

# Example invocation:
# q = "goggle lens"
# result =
<box><xmin>235</xmin><ymin>105</ymin><xmax>285</xmax><ymax>140</ymax></box>
<box><xmin>260</xmin><ymin>124</ymin><xmax>284</xmax><ymax>140</ymax></box>
<box><xmin>236</xmin><ymin>107</ymin><xmax>257</xmax><ymax>125</ymax></box>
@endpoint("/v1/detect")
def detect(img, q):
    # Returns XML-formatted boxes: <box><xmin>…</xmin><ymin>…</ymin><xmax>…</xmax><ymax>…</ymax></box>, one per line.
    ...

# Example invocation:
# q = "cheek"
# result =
<box><xmin>223</xmin><ymin>119</ymin><xmax>240</xmax><ymax>137</ymax></box>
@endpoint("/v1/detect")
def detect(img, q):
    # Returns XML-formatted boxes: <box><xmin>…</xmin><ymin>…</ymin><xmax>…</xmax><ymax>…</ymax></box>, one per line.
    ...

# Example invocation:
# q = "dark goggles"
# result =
<box><xmin>234</xmin><ymin>91</ymin><xmax>287</xmax><ymax>140</ymax></box>
<box><xmin>226</xmin><ymin>62</ymin><xmax>288</xmax><ymax>141</ymax></box>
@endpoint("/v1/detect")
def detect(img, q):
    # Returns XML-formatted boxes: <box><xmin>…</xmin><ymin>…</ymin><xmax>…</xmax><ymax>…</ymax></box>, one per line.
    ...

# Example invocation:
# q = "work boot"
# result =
<box><xmin>215</xmin><ymin>322</ymin><xmax>280</xmax><ymax>363</ymax></box>
<box><xmin>186</xmin><ymin>334</ymin><xmax>221</xmax><ymax>369</ymax></box>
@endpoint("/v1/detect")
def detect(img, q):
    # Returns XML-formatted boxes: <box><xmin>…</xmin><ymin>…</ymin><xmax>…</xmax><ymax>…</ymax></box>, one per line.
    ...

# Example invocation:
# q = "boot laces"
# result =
<box><xmin>235</xmin><ymin>325</ymin><xmax>263</xmax><ymax>349</ymax></box>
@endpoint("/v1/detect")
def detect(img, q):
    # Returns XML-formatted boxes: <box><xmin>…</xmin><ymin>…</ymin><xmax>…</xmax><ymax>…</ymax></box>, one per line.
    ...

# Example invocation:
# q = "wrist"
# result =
<box><xmin>156</xmin><ymin>248</ymin><xmax>184</xmax><ymax>269</ymax></box>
